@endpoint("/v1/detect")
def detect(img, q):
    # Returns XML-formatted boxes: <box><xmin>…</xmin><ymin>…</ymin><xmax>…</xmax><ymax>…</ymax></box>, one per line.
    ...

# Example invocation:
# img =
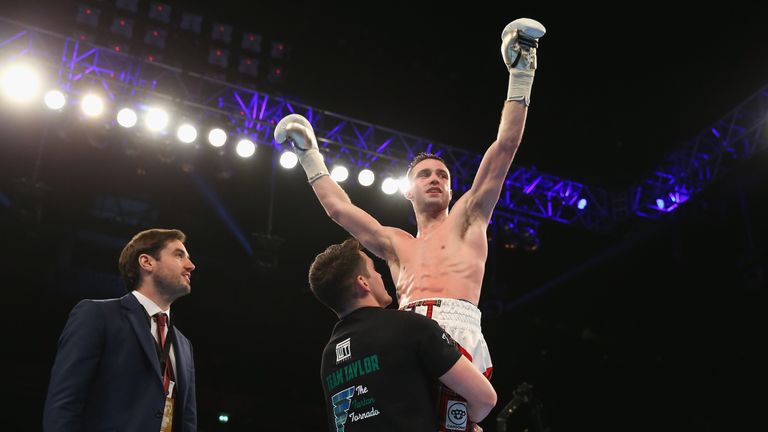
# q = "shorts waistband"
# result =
<box><xmin>400</xmin><ymin>298</ymin><xmax>482</xmax><ymax>328</ymax></box>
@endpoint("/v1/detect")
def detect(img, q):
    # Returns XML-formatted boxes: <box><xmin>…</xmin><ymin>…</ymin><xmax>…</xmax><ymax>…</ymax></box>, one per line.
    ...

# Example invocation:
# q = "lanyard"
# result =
<box><xmin>143</xmin><ymin>309</ymin><xmax>175</xmax><ymax>372</ymax></box>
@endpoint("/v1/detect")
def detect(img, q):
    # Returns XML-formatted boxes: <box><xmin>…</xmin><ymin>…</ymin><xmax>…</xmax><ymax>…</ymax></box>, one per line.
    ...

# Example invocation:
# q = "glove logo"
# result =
<box><xmin>445</xmin><ymin>400</ymin><xmax>468</xmax><ymax>430</ymax></box>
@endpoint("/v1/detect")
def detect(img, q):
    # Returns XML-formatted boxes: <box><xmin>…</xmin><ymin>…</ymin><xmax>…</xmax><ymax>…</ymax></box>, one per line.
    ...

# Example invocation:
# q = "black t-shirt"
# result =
<box><xmin>320</xmin><ymin>307</ymin><xmax>462</xmax><ymax>431</ymax></box>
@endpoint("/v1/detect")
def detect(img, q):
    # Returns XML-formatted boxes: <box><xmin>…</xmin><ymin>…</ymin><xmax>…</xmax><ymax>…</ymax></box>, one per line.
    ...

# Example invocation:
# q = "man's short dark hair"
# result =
<box><xmin>118</xmin><ymin>228</ymin><xmax>186</xmax><ymax>291</ymax></box>
<box><xmin>406</xmin><ymin>152</ymin><xmax>448</xmax><ymax>178</ymax></box>
<box><xmin>308</xmin><ymin>238</ymin><xmax>369</xmax><ymax>314</ymax></box>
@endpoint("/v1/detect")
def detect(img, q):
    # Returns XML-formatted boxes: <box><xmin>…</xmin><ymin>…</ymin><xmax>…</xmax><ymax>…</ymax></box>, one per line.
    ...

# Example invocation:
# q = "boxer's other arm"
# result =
<box><xmin>439</xmin><ymin>356</ymin><xmax>497</xmax><ymax>424</ymax></box>
<box><xmin>274</xmin><ymin>114</ymin><xmax>399</xmax><ymax>260</ymax></box>
<box><xmin>311</xmin><ymin>175</ymin><xmax>397</xmax><ymax>260</ymax></box>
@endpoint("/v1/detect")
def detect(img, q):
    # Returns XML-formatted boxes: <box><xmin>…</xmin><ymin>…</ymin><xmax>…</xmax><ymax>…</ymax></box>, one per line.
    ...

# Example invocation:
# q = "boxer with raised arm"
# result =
<box><xmin>276</xmin><ymin>18</ymin><xmax>545</xmax><ymax>431</ymax></box>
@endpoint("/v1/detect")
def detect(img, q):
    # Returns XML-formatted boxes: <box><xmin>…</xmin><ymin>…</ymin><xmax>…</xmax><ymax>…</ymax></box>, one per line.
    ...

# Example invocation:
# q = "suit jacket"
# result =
<box><xmin>43</xmin><ymin>293</ymin><xmax>197</xmax><ymax>432</ymax></box>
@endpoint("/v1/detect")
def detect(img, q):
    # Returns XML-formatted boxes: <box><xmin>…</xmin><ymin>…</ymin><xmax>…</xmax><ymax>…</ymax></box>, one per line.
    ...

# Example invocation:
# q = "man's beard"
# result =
<box><xmin>154</xmin><ymin>271</ymin><xmax>190</xmax><ymax>301</ymax></box>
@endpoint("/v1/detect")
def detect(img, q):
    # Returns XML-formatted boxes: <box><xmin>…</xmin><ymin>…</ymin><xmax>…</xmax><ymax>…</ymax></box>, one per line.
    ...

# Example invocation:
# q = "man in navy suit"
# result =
<box><xmin>43</xmin><ymin>228</ymin><xmax>197</xmax><ymax>432</ymax></box>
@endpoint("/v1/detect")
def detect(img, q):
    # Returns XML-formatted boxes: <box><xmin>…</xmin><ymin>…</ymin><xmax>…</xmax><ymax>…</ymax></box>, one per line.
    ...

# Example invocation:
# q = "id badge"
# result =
<box><xmin>160</xmin><ymin>380</ymin><xmax>175</xmax><ymax>432</ymax></box>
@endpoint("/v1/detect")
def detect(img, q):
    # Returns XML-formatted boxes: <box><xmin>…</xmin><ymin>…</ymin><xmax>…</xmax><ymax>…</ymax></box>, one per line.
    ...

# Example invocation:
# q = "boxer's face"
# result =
<box><xmin>406</xmin><ymin>158</ymin><xmax>452</xmax><ymax>211</ymax></box>
<box><xmin>360</xmin><ymin>251</ymin><xmax>391</xmax><ymax>308</ymax></box>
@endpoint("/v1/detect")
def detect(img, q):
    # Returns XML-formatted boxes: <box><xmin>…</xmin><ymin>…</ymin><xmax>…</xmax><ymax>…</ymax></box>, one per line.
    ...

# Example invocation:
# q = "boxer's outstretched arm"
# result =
<box><xmin>274</xmin><ymin>114</ymin><xmax>401</xmax><ymax>260</ymax></box>
<box><xmin>463</xmin><ymin>18</ymin><xmax>545</xmax><ymax>224</ymax></box>
<box><xmin>463</xmin><ymin>102</ymin><xmax>526</xmax><ymax>224</ymax></box>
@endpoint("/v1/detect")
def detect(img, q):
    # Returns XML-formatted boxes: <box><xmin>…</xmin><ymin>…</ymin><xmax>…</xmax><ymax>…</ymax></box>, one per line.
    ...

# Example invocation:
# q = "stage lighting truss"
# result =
<box><xmin>6</xmin><ymin>18</ymin><xmax>764</xmax><ymax>232</ymax></box>
<box><xmin>0</xmin><ymin>18</ymin><xmax>615</xmax><ymax>231</ymax></box>
<box><xmin>626</xmin><ymin>118</ymin><xmax>768</xmax><ymax>219</ymax></box>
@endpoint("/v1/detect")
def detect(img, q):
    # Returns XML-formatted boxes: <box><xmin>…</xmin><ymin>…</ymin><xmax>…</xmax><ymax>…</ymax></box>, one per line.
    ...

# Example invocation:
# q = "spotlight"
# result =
<box><xmin>44</xmin><ymin>90</ymin><xmax>66</xmax><ymax>110</ymax></box>
<box><xmin>381</xmin><ymin>177</ymin><xmax>399</xmax><ymax>195</ymax></box>
<box><xmin>358</xmin><ymin>169</ymin><xmax>375</xmax><ymax>187</ymax></box>
<box><xmin>81</xmin><ymin>94</ymin><xmax>104</xmax><ymax>117</ymax></box>
<box><xmin>236</xmin><ymin>139</ymin><xmax>255</xmax><ymax>158</ymax></box>
<box><xmin>577</xmin><ymin>198</ymin><xmax>587</xmax><ymax>210</ymax></box>
<box><xmin>73</xmin><ymin>31</ymin><xmax>96</xmax><ymax>44</ymax></box>
<box><xmin>208</xmin><ymin>48</ymin><xmax>229</xmax><ymax>68</ymax></box>
<box><xmin>208</xmin><ymin>128</ymin><xmax>227</xmax><ymax>147</ymax></box>
<box><xmin>270</xmin><ymin>41</ymin><xmax>289</xmax><ymax>59</ymax></box>
<box><xmin>279</xmin><ymin>151</ymin><xmax>298</xmax><ymax>169</ymax></box>
<box><xmin>148</xmin><ymin>2</ymin><xmax>172</xmax><ymax>24</ymax></box>
<box><xmin>331</xmin><ymin>166</ymin><xmax>349</xmax><ymax>182</ymax></box>
<box><xmin>242</xmin><ymin>32</ymin><xmax>262</xmax><ymax>52</ymax></box>
<box><xmin>211</xmin><ymin>22</ymin><xmax>233</xmax><ymax>43</ymax></box>
<box><xmin>111</xmin><ymin>42</ymin><xmax>130</xmax><ymax>53</ymax></box>
<box><xmin>110</xmin><ymin>17</ymin><xmax>134</xmax><ymax>38</ymax></box>
<box><xmin>75</xmin><ymin>4</ymin><xmax>100</xmax><ymax>27</ymax></box>
<box><xmin>238</xmin><ymin>57</ymin><xmax>259</xmax><ymax>78</ymax></box>
<box><xmin>145</xmin><ymin>107</ymin><xmax>169</xmax><ymax>131</ymax></box>
<box><xmin>656</xmin><ymin>198</ymin><xmax>665</xmax><ymax>210</ymax></box>
<box><xmin>117</xmin><ymin>107</ymin><xmax>137</xmax><ymax>127</ymax></box>
<box><xmin>176</xmin><ymin>124</ymin><xmax>198</xmax><ymax>143</ymax></box>
<box><xmin>1</xmin><ymin>63</ymin><xmax>40</xmax><ymax>103</ymax></box>
<box><xmin>267</xmin><ymin>64</ymin><xmax>284</xmax><ymax>84</ymax></box>
<box><xmin>398</xmin><ymin>176</ymin><xmax>411</xmax><ymax>194</ymax></box>
<box><xmin>144</xmin><ymin>28</ymin><xmax>168</xmax><ymax>49</ymax></box>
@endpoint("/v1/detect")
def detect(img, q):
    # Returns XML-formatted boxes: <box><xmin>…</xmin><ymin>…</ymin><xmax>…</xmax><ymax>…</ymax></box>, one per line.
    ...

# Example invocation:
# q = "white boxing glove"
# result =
<box><xmin>274</xmin><ymin>114</ymin><xmax>329</xmax><ymax>183</ymax></box>
<box><xmin>501</xmin><ymin>18</ymin><xmax>546</xmax><ymax>106</ymax></box>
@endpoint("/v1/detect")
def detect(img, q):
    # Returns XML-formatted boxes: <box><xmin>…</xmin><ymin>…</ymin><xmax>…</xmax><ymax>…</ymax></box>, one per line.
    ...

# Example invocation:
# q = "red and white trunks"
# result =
<box><xmin>401</xmin><ymin>298</ymin><xmax>492</xmax><ymax>376</ymax></box>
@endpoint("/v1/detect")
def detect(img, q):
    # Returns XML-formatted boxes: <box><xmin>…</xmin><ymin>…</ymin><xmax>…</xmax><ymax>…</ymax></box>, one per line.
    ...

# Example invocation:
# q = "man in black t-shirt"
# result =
<box><xmin>309</xmin><ymin>238</ymin><xmax>496</xmax><ymax>431</ymax></box>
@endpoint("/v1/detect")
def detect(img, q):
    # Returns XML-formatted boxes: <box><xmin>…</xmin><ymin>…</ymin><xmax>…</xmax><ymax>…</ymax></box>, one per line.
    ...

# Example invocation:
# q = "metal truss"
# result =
<box><xmin>3</xmin><ymin>17</ymin><xmax>766</xmax><ymax>235</ymax></box>
<box><xmin>626</xmin><ymin>85</ymin><xmax>768</xmax><ymax>219</ymax></box>
<box><xmin>0</xmin><ymin>17</ymin><xmax>611</xmax><ymax>232</ymax></box>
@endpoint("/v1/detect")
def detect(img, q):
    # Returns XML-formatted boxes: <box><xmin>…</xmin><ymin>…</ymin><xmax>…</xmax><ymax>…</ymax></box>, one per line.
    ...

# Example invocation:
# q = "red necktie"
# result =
<box><xmin>155</xmin><ymin>313</ymin><xmax>175</xmax><ymax>395</ymax></box>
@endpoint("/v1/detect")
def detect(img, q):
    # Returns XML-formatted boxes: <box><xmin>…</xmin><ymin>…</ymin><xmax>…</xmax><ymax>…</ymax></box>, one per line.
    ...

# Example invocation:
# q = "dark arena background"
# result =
<box><xmin>1</xmin><ymin>1</ymin><xmax>766</xmax><ymax>431</ymax></box>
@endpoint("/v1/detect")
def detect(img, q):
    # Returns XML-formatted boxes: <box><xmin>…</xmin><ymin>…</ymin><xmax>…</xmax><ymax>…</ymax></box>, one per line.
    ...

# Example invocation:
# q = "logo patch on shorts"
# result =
<box><xmin>445</xmin><ymin>400</ymin><xmax>468</xmax><ymax>430</ymax></box>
